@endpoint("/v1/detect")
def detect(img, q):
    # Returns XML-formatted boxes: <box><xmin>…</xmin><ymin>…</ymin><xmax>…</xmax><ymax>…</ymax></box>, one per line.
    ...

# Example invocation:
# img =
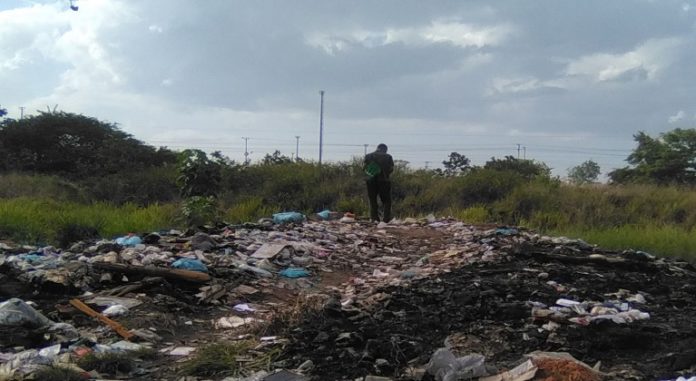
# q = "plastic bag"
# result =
<box><xmin>0</xmin><ymin>298</ymin><xmax>53</xmax><ymax>328</ymax></box>
<box><xmin>238</xmin><ymin>264</ymin><xmax>273</xmax><ymax>278</ymax></box>
<box><xmin>115</xmin><ymin>235</ymin><xmax>142</xmax><ymax>247</ymax></box>
<box><xmin>279</xmin><ymin>267</ymin><xmax>310</xmax><ymax>278</ymax></box>
<box><xmin>103</xmin><ymin>305</ymin><xmax>129</xmax><ymax>317</ymax></box>
<box><xmin>273</xmin><ymin>212</ymin><xmax>305</xmax><ymax>224</ymax></box>
<box><xmin>364</xmin><ymin>162</ymin><xmax>382</xmax><ymax>178</ymax></box>
<box><xmin>426</xmin><ymin>348</ymin><xmax>487</xmax><ymax>381</ymax></box>
<box><xmin>172</xmin><ymin>258</ymin><xmax>208</xmax><ymax>273</ymax></box>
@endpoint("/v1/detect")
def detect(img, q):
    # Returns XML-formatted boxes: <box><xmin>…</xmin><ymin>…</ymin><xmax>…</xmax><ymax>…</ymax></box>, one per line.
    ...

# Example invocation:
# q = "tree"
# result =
<box><xmin>262</xmin><ymin>150</ymin><xmax>294</xmax><ymax>165</ymax></box>
<box><xmin>0</xmin><ymin>106</ymin><xmax>7</xmax><ymax>118</ymax></box>
<box><xmin>441</xmin><ymin>152</ymin><xmax>471</xmax><ymax>176</ymax></box>
<box><xmin>0</xmin><ymin>111</ymin><xmax>176</xmax><ymax>178</ymax></box>
<box><xmin>484</xmin><ymin>156</ymin><xmax>551</xmax><ymax>179</ymax></box>
<box><xmin>176</xmin><ymin>149</ymin><xmax>222</xmax><ymax>198</ymax></box>
<box><xmin>568</xmin><ymin>160</ymin><xmax>601</xmax><ymax>184</ymax></box>
<box><xmin>177</xmin><ymin>149</ymin><xmax>223</xmax><ymax>228</ymax></box>
<box><xmin>609</xmin><ymin>128</ymin><xmax>696</xmax><ymax>184</ymax></box>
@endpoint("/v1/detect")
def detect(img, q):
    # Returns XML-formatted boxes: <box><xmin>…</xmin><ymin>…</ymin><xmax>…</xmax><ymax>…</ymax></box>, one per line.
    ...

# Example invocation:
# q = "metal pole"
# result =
<box><xmin>295</xmin><ymin>136</ymin><xmax>300</xmax><ymax>161</ymax></box>
<box><xmin>517</xmin><ymin>144</ymin><xmax>521</xmax><ymax>159</ymax></box>
<box><xmin>19</xmin><ymin>107</ymin><xmax>25</xmax><ymax>119</ymax></box>
<box><xmin>523</xmin><ymin>146</ymin><xmax>527</xmax><ymax>160</ymax></box>
<box><xmin>319</xmin><ymin>90</ymin><xmax>324</xmax><ymax>165</ymax></box>
<box><xmin>242</xmin><ymin>137</ymin><xmax>250</xmax><ymax>165</ymax></box>
<box><xmin>363</xmin><ymin>144</ymin><xmax>369</xmax><ymax>155</ymax></box>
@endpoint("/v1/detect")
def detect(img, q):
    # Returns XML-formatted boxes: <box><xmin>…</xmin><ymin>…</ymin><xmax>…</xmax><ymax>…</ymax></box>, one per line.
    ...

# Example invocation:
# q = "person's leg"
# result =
<box><xmin>379</xmin><ymin>180</ymin><xmax>392</xmax><ymax>222</ymax></box>
<box><xmin>366</xmin><ymin>180</ymin><xmax>380</xmax><ymax>222</ymax></box>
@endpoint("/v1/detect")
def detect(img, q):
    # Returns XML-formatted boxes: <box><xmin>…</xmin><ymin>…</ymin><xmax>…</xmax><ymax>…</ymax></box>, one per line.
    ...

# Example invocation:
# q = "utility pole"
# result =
<box><xmin>523</xmin><ymin>146</ymin><xmax>527</xmax><ymax>160</ymax></box>
<box><xmin>318</xmin><ymin>90</ymin><xmax>325</xmax><ymax>166</ymax></box>
<box><xmin>363</xmin><ymin>144</ymin><xmax>369</xmax><ymax>155</ymax></box>
<box><xmin>425</xmin><ymin>161</ymin><xmax>431</xmax><ymax>170</ymax></box>
<box><xmin>19</xmin><ymin>107</ymin><xmax>25</xmax><ymax>119</ymax></box>
<box><xmin>295</xmin><ymin>136</ymin><xmax>300</xmax><ymax>161</ymax></box>
<box><xmin>517</xmin><ymin>144</ymin><xmax>521</xmax><ymax>159</ymax></box>
<box><xmin>242</xmin><ymin>137</ymin><xmax>250</xmax><ymax>165</ymax></box>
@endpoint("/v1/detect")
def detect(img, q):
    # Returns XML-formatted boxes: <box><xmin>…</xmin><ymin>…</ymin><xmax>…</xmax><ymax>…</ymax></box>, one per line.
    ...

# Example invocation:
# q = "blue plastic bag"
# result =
<box><xmin>278</xmin><ymin>267</ymin><xmax>310</xmax><ymax>278</ymax></box>
<box><xmin>317</xmin><ymin>210</ymin><xmax>331</xmax><ymax>220</ymax></box>
<box><xmin>19</xmin><ymin>253</ymin><xmax>49</xmax><ymax>264</ymax></box>
<box><xmin>171</xmin><ymin>258</ymin><xmax>208</xmax><ymax>273</ymax></box>
<box><xmin>115</xmin><ymin>235</ymin><xmax>143</xmax><ymax>247</ymax></box>
<box><xmin>273</xmin><ymin>212</ymin><xmax>305</xmax><ymax>224</ymax></box>
<box><xmin>495</xmin><ymin>227</ymin><xmax>518</xmax><ymax>236</ymax></box>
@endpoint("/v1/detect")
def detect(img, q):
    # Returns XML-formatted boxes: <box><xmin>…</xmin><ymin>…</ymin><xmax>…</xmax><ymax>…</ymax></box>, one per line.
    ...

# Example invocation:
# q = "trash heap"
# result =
<box><xmin>1</xmin><ymin>216</ymin><xmax>696</xmax><ymax>380</ymax></box>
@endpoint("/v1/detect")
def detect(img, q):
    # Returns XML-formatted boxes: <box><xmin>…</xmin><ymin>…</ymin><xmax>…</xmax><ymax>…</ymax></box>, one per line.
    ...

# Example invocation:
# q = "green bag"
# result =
<box><xmin>364</xmin><ymin>162</ymin><xmax>382</xmax><ymax>178</ymax></box>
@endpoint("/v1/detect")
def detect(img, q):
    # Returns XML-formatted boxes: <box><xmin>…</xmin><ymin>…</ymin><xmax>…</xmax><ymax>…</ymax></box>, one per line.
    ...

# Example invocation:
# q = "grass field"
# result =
<box><xmin>0</xmin><ymin>197</ymin><xmax>177</xmax><ymax>246</ymax></box>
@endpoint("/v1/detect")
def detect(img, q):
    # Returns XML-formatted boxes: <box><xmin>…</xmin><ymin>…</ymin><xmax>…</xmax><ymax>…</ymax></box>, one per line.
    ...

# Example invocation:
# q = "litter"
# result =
<box><xmin>168</xmin><ymin>346</ymin><xmax>196</xmax><ymax>356</ymax></box>
<box><xmin>273</xmin><ymin>212</ymin><xmax>305</xmax><ymax>224</ymax></box>
<box><xmin>115</xmin><ymin>234</ymin><xmax>142</xmax><ymax>247</ymax></box>
<box><xmin>215</xmin><ymin>316</ymin><xmax>261</xmax><ymax>329</ymax></box>
<box><xmin>171</xmin><ymin>258</ymin><xmax>209</xmax><ymax>273</ymax></box>
<box><xmin>279</xmin><ymin>267</ymin><xmax>310</xmax><ymax>278</ymax></box>
<box><xmin>102</xmin><ymin>304</ymin><xmax>129</xmax><ymax>317</ymax></box>
<box><xmin>233</xmin><ymin>303</ymin><xmax>256</xmax><ymax>313</ymax></box>
<box><xmin>0</xmin><ymin>298</ymin><xmax>53</xmax><ymax>328</ymax></box>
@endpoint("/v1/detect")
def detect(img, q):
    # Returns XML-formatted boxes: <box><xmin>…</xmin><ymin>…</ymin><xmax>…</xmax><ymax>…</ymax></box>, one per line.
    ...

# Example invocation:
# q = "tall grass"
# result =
<box><xmin>6</xmin><ymin>165</ymin><xmax>696</xmax><ymax>259</ymax></box>
<box><xmin>552</xmin><ymin>225</ymin><xmax>696</xmax><ymax>260</ymax></box>
<box><xmin>0</xmin><ymin>173</ymin><xmax>86</xmax><ymax>202</ymax></box>
<box><xmin>0</xmin><ymin>197</ymin><xmax>177</xmax><ymax>245</ymax></box>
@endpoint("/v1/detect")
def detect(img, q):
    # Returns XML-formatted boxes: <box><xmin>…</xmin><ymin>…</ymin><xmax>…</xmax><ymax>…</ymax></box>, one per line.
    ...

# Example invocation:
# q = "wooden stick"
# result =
<box><xmin>69</xmin><ymin>298</ymin><xmax>134</xmax><ymax>340</ymax></box>
<box><xmin>92</xmin><ymin>262</ymin><xmax>211</xmax><ymax>283</ymax></box>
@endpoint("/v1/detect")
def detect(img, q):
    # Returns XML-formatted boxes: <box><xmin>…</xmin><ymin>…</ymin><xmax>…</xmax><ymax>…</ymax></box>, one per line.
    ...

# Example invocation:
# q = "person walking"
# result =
<box><xmin>363</xmin><ymin>143</ymin><xmax>394</xmax><ymax>222</ymax></box>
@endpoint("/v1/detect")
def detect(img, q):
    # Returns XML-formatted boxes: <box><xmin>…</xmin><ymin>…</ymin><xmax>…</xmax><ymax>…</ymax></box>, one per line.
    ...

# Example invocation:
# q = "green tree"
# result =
<box><xmin>441</xmin><ymin>152</ymin><xmax>471</xmax><ymax>176</ymax></box>
<box><xmin>568</xmin><ymin>160</ymin><xmax>601</xmax><ymax>184</ymax></box>
<box><xmin>0</xmin><ymin>106</ymin><xmax>7</xmax><ymax>118</ymax></box>
<box><xmin>484</xmin><ymin>156</ymin><xmax>551</xmax><ymax>179</ymax></box>
<box><xmin>0</xmin><ymin>111</ymin><xmax>176</xmax><ymax>178</ymax></box>
<box><xmin>609</xmin><ymin>129</ymin><xmax>696</xmax><ymax>184</ymax></box>
<box><xmin>262</xmin><ymin>150</ymin><xmax>293</xmax><ymax>165</ymax></box>
<box><xmin>177</xmin><ymin>149</ymin><xmax>222</xmax><ymax>198</ymax></box>
<box><xmin>176</xmin><ymin>149</ymin><xmax>223</xmax><ymax>228</ymax></box>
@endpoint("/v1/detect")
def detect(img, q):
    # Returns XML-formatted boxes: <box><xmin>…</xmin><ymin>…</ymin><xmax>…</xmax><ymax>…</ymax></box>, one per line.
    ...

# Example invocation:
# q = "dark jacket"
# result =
<box><xmin>364</xmin><ymin>151</ymin><xmax>394</xmax><ymax>181</ymax></box>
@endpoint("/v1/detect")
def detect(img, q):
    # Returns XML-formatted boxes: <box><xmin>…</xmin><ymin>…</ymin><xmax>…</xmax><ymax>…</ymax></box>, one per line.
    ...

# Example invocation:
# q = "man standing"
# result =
<box><xmin>363</xmin><ymin>143</ymin><xmax>394</xmax><ymax>222</ymax></box>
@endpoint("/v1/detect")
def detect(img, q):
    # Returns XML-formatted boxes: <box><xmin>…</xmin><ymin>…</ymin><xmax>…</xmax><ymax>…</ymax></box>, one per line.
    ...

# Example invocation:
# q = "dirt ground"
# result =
<box><xmin>2</xmin><ymin>223</ymin><xmax>696</xmax><ymax>380</ymax></box>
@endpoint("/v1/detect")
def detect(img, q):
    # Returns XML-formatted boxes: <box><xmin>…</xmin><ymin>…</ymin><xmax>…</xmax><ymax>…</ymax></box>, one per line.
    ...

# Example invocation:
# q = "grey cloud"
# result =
<box><xmin>2</xmin><ymin>0</ymin><xmax>696</xmax><ymax>175</ymax></box>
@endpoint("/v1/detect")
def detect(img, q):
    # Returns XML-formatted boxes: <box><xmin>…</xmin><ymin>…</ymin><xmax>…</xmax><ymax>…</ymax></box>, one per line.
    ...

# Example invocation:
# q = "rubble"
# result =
<box><xmin>0</xmin><ymin>216</ymin><xmax>696</xmax><ymax>380</ymax></box>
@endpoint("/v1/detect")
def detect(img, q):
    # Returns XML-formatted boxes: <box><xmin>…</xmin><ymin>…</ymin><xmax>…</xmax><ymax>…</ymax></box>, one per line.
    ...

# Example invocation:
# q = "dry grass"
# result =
<box><xmin>257</xmin><ymin>293</ymin><xmax>328</xmax><ymax>336</ymax></box>
<box><xmin>180</xmin><ymin>340</ymin><xmax>279</xmax><ymax>378</ymax></box>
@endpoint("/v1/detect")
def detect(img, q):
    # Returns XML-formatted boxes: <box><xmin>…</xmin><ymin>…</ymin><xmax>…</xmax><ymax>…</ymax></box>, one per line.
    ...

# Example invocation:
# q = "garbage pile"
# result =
<box><xmin>0</xmin><ymin>216</ymin><xmax>695</xmax><ymax>380</ymax></box>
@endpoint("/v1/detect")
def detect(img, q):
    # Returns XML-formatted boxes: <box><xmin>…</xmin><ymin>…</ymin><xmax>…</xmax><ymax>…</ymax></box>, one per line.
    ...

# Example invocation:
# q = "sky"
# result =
<box><xmin>1</xmin><ymin>0</ymin><xmax>696</xmax><ymax>178</ymax></box>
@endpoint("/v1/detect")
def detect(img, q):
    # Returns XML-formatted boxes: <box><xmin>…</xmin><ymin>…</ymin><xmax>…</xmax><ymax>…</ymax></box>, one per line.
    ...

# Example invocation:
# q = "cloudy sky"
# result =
<box><xmin>1</xmin><ymin>0</ymin><xmax>695</xmax><ymax>177</ymax></box>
